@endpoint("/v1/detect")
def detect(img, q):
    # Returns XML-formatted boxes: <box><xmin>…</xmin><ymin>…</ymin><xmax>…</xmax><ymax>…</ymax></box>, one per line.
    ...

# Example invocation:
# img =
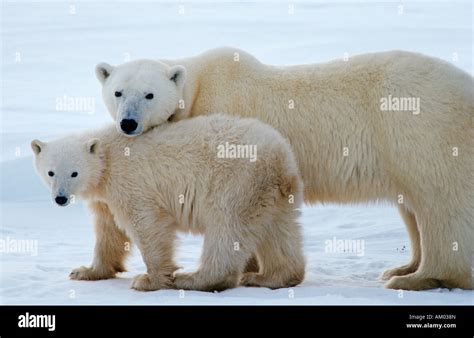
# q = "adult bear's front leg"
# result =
<box><xmin>70</xmin><ymin>201</ymin><xmax>130</xmax><ymax>281</ymax></box>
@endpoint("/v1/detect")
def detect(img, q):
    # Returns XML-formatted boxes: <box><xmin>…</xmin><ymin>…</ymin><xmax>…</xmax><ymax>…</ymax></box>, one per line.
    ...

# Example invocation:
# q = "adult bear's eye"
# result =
<box><xmin>71</xmin><ymin>172</ymin><xmax>78</xmax><ymax>178</ymax></box>
<box><xmin>48</xmin><ymin>171</ymin><xmax>54</xmax><ymax>177</ymax></box>
<box><xmin>145</xmin><ymin>93</ymin><xmax>154</xmax><ymax>100</ymax></box>
<box><xmin>115</xmin><ymin>91</ymin><xmax>122</xmax><ymax>97</ymax></box>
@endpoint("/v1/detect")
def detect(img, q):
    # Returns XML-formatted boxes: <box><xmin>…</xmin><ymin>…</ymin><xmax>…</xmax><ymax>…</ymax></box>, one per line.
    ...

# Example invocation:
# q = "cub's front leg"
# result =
<box><xmin>128</xmin><ymin>207</ymin><xmax>179</xmax><ymax>291</ymax></box>
<box><xmin>70</xmin><ymin>201</ymin><xmax>131</xmax><ymax>281</ymax></box>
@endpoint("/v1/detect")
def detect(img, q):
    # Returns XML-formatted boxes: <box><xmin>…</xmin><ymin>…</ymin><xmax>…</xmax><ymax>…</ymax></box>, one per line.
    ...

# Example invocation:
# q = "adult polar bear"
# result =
<box><xmin>96</xmin><ymin>47</ymin><xmax>473</xmax><ymax>290</ymax></box>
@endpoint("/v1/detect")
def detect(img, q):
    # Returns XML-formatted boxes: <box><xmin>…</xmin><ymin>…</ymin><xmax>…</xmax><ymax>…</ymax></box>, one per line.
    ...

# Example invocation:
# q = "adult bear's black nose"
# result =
<box><xmin>55</xmin><ymin>196</ymin><xmax>68</xmax><ymax>206</ymax></box>
<box><xmin>120</xmin><ymin>119</ymin><xmax>138</xmax><ymax>134</ymax></box>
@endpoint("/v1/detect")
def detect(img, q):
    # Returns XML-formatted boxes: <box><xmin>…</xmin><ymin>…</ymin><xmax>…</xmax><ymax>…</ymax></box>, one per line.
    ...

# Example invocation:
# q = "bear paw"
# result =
<box><xmin>379</xmin><ymin>264</ymin><xmax>418</xmax><ymax>281</ymax></box>
<box><xmin>173</xmin><ymin>272</ymin><xmax>199</xmax><ymax>290</ymax></box>
<box><xmin>69</xmin><ymin>265</ymin><xmax>116</xmax><ymax>281</ymax></box>
<box><xmin>240</xmin><ymin>272</ymin><xmax>302</xmax><ymax>289</ymax></box>
<box><xmin>130</xmin><ymin>273</ymin><xmax>172</xmax><ymax>291</ymax></box>
<box><xmin>173</xmin><ymin>271</ymin><xmax>238</xmax><ymax>292</ymax></box>
<box><xmin>385</xmin><ymin>274</ymin><xmax>440</xmax><ymax>290</ymax></box>
<box><xmin>240</xmin><ymin>272</ymin><xmax>263</xmax><ymax>287</ymax></box>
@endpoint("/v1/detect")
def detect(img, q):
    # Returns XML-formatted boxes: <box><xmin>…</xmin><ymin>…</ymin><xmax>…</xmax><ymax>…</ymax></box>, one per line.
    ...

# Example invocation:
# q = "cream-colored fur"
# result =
<box><xmin>32</xmin><ymin>115</ymin><xmax>305</xmax><ymax>291</ymax></box>
<box><xmin>97</xmin><ymin>48</ymin><xmax>473</xmax><ymax>290</ymax></box>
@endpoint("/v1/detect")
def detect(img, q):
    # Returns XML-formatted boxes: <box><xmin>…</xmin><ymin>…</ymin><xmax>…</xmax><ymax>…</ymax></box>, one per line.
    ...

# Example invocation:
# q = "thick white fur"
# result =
<box><xmin>32</xmin><ymin>115</ymin><xmax>305</xmax><ymax>291</ymax></box>
<box><xmin>97</xmin><ymin>48</ymin><xmax>474</xmax><ymax>290</ymax></box>
<box><xmin>96</xmin><ymin>60</ymin><xmax>185</xmax><ymax>136</ymax></box>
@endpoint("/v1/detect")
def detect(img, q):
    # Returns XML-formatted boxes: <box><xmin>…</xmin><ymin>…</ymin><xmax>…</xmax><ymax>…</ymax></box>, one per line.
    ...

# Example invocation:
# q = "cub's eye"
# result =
<box><xmin>48</xmin><ymin>171</ymin><xmax>54</xmax><ymax>177</ymax></box>
<box><xmin>115</xmin><ymin>91</ymin><xmax>122</xmax><ymax>97</ymax></box>
<box><xmin>71</xmin><ymin>172</ymin><xmax>78</xmax><ymax>178</ymax></box>
<box><xmin>145</xmin><ymin>93</ymin><xmax>154</xmax><ymax>100</ymax></box>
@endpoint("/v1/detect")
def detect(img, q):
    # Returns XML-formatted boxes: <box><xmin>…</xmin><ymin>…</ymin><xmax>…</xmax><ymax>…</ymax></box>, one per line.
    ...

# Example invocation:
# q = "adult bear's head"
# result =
<box><xmin>96</xmin><ymin>59</ymin><xmax>186</xmax><ymax>137</ymax></box>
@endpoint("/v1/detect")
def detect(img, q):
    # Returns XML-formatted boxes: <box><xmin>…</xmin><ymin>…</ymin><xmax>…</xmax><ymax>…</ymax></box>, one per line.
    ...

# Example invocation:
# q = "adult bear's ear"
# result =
<box><xmin>95</xmin><ymin>62</ymin><xmax>114</xmax><ymax>84</ymax></box>
<box><xmin>86</xmin><ymin>138</ymin><xmax>100</xmax><ymax>154</ymax></box>
<box><xmin>168</xmin><ymin>65</ymin><xmax>186</xmax><ymax>89</ymax></box>
<box><xmin>31</xmin><ymin>139</ymin><xmax>46</xmax><ymax>155</ymax></box>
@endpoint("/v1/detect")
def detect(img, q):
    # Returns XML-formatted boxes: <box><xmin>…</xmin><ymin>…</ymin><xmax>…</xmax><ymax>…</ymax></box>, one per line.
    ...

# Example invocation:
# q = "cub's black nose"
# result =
<box><xmin>120</xmin><ymin>119</ymin><xmax>138</xmax><ymax>134</ymax></box>
<box><xmin>55</xmin><ymin>196</ymin><xmax>68</xmax><ymax>206</ymax></box>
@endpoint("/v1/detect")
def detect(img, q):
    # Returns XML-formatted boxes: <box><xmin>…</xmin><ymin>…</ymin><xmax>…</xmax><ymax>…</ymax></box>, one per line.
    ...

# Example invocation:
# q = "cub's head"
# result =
<box><xmin>95</xmin><ymin>59</ymin><xmax>186</xmax><ymax>136</ymax></box>
<box><xmin>31</xmin><ymin>138</ymin><xmax>103</xmax><ymax>206</ymax></box>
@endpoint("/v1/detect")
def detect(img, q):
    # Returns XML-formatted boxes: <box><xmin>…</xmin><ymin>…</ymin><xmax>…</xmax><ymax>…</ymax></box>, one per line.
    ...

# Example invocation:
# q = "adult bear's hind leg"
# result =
<box><xmin>380</xmin><ymin>205</ymin><xmax>421</xmax><ymax>280</ymax></box>
<box><xmin>386</xmin><ymin>204</ymin><xmax>473</xmax><ymax>290</ymax></box>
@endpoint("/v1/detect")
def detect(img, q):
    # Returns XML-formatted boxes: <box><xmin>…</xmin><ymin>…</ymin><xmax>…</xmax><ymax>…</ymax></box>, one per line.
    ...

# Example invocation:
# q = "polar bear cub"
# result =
<box><xmin>31</xmin><ymin>114</ymin><xmax>305</xmax><ymax>291</ymax></box>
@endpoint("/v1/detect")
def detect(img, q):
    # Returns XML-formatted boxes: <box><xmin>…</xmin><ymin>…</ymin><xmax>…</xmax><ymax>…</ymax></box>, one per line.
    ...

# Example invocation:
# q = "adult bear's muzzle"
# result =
<box><xmin>120</xmin><ymin>118</ymin><xmax>139</xmax><ymax>134</ymax></box>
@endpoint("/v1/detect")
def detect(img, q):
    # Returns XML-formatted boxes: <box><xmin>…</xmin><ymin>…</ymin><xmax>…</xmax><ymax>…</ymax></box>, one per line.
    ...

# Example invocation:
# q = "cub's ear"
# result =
<box><xmin>95</xmin><ymin>62</ymin><xmax>114</xmax><ymax>84</ymax></box>
<box><xmin>168</xmin><ymin>65</ymin><xmax>186</xmax><ymax>89</ymax></box>
<box><xmin>86</xmin><ymin>138</ymin><xmax>100</xmax><ymax>154</ymax></box>
<box><xmin>31</xmin><ymin>139</ymin><xmax>45</xmax><ymax>155</ymax></box>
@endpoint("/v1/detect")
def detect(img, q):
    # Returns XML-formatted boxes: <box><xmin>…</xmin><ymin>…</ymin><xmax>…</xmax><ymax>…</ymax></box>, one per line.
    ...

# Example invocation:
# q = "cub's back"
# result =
<box><xmin>107</xmin><ymin>114</ymin><xmax>299</xmax><ymax>196</ymax></box>
<box><xmin>134</xmin><ymin>114</ymin><xmax>294</xmax><ymax>162</ymax></box>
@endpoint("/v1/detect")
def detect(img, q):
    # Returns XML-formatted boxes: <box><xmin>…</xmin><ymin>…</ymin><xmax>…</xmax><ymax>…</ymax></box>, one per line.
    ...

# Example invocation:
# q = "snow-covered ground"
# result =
<box><xmin>1</xmin><ymin>0</ymin><xmax>472</xmax><ymax>304</ymax></box>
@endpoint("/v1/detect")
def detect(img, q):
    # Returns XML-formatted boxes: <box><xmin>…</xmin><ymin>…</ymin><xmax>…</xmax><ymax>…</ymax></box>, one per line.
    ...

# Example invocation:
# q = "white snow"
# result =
<box><xmin>1</xmin><ymin>0</ymin><xmax>472</xmax><ymax>305</ymax></box>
